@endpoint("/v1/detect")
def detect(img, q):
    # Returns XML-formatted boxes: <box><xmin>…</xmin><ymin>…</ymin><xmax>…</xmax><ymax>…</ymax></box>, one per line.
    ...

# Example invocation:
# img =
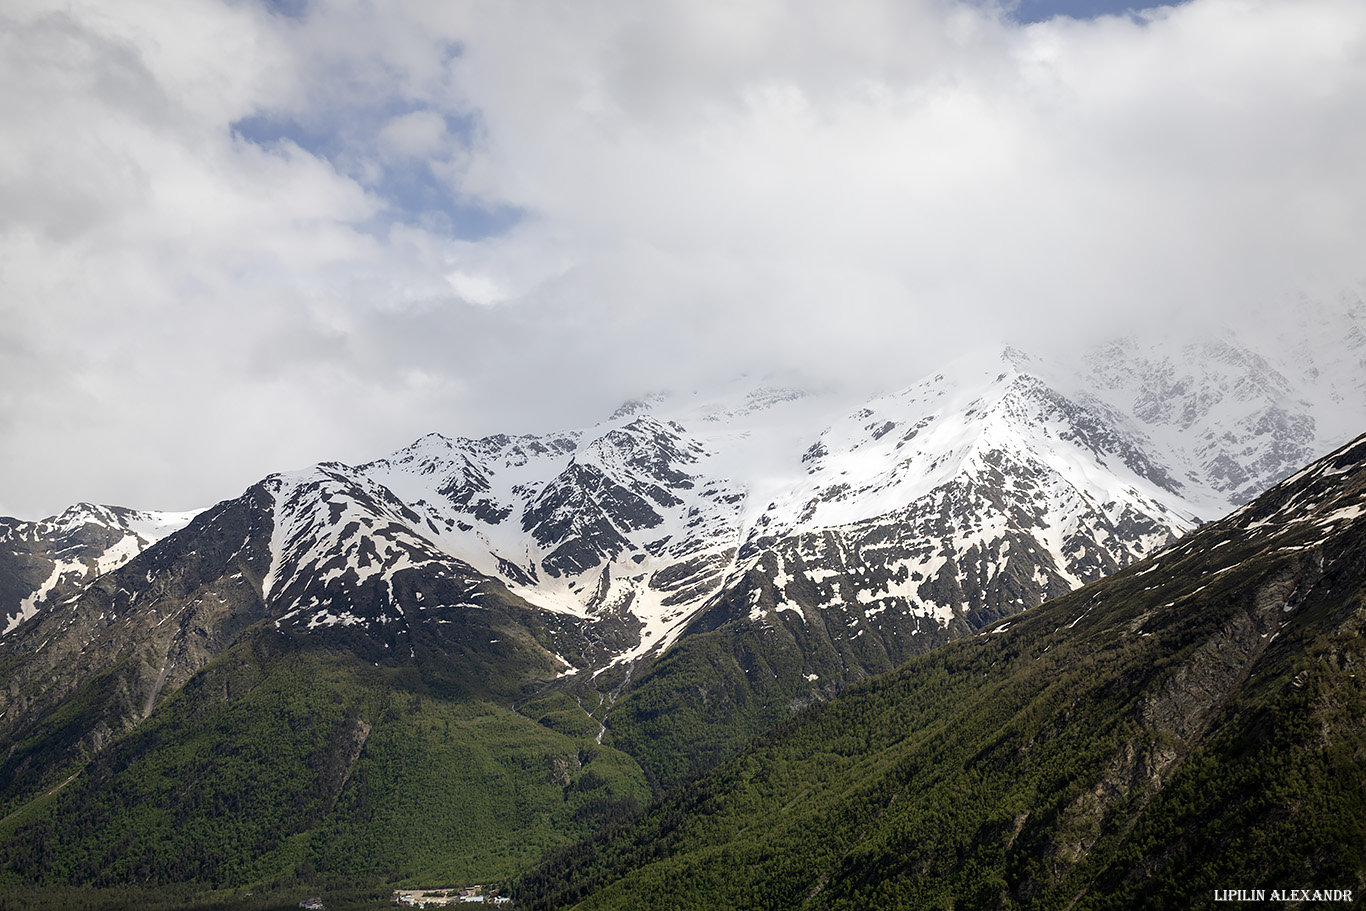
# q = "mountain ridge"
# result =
<box><xmin>0</xmin><ymin>503</ymin><xmax>200</xmax><ymax>635</ymax></box>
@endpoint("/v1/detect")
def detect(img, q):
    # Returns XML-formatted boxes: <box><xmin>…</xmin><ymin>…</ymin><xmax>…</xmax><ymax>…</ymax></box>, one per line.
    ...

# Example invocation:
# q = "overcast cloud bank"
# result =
<box><xmin>2</xmin><ymin>0</ymin><xmax>1364</xmax><ymax>519</ymax></box>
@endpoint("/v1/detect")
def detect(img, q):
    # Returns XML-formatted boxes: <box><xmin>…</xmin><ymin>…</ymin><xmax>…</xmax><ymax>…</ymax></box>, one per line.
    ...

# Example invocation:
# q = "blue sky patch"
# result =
<box><xmin>232</xmin><ymin>109</ymin><xmax>522</xmax><ymax>241</ymax></box>
<box><xmin>1009</xmin><ymin>0</ymin><xmax>1185</xmax><ymax>24</ymax></box>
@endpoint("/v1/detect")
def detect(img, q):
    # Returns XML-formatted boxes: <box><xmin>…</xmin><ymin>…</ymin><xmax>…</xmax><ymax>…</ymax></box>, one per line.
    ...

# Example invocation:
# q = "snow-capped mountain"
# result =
<box><xmin>690</xmin><ymin>349</ymin><xmax>1195</xmax><ymax>644</ymax></box>
<box><xmin>244</xmin><ymin>355</ymin><xmax>1179</xmax><ymax>671</ymax></box>
<box><xmin>2</xmin><ymin>310</ymin><xmax>1362</xmax><ymax>778</ymax></box>
<box><xmin>1085</xmin><ymin>293</ymin><xmax>1366</xmax><ymax>504</ymax></box>
<box><xmin>6</xmin><ymin>309</ymin><xmax>1364</xmax><ymax>664</ymax></box>
<box><xmin>245</xmin><ymin>321</ymin><xmax>1361</xmax><ymax>671</ymax></box>
<box><xmin>0</xmin><ymin>503</ymin><xmax>200</xmax><ymax>634</ymax></box>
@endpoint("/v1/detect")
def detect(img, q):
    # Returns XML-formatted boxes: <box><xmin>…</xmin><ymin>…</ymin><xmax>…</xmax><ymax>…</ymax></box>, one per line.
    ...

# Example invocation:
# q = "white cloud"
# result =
<box><xmin>1</xmin><ymin>0</ymin><xmax>1364</xmax><ymax>518</ymax></box>
<box><xmin>377</xmin><ymin>110</ymin><xmax>450</xmax><ymax>162</ymax></box>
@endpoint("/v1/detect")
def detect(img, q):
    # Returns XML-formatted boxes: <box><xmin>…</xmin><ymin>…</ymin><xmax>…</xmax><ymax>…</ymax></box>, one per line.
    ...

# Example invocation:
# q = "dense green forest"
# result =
<box><xmin>602</xmin><ymin>567</ymin><xmax>959</xmax><ymax>793</ymax></box>
<box><xmin>0</xmin><ymin>629</ymin><xmax>650</xmax><ymax>893</ymax></box>
<box><xmin>601</xmin><ymin>622</ymin><xmax>815</xmax><ymax>792</ymax></box>
<box><xmin>0</xmin><ymin>880</ymin><xmax>389</xmax><ymax>911</ymax></box>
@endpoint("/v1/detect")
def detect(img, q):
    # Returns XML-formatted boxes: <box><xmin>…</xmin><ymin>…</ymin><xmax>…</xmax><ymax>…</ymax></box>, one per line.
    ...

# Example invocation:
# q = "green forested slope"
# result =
<box><xmin>516</xmin><ymin>435</ymin><xmax>1366</xmax><ymax>910</ymax></box>
<box><xmin>601</xmin><ymin>623</ymin><xmax>817</xmax><ymax>793</ymax></box>
<box><xmin>0</xmin><ymin>628</ymin><xmax>650</xmax><ymax>891</ymax></box>
<box><xmin>602</xmin><ymin>569</ymin><xmax>960</xmax><ymax>793</ymax></box>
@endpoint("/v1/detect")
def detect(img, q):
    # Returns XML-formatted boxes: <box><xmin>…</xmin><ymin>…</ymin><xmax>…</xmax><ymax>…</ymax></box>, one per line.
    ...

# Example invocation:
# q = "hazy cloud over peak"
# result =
<box><xmin>2</xmin><ymin>0</ymin><xmax>1364</xmax><ymax>518</ymax></box>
